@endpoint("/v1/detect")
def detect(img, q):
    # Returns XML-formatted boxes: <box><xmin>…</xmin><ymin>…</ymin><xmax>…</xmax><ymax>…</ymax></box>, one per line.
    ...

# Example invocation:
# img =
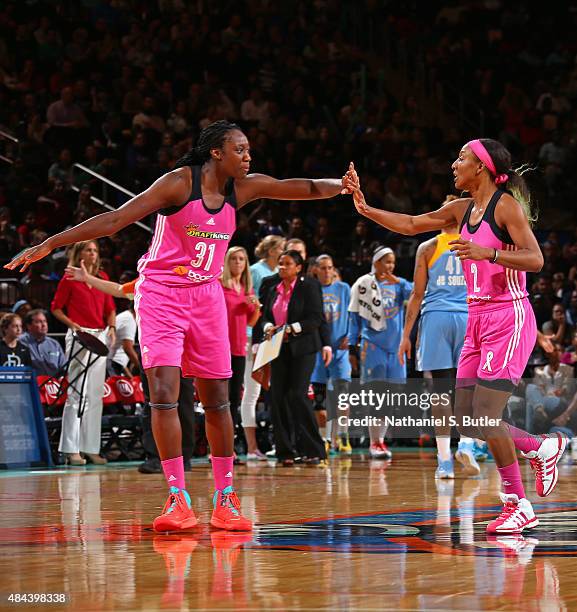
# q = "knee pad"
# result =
<box><xmin>150</xmin><ymin>402</ymin><xmax>178</xmax><ymax>411</ymax></box>
<box><xmin>203</xmin><ymin>401</ymin><xmax>230</xmax><ymax>413</ymax></box>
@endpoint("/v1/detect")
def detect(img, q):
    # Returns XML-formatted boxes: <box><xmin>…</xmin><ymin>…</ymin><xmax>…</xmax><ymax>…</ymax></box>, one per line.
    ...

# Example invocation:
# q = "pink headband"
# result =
<box><xmin>466</xmin><ymin>139</ymin><xmax>509</xmax><ymax>185</ymax></box>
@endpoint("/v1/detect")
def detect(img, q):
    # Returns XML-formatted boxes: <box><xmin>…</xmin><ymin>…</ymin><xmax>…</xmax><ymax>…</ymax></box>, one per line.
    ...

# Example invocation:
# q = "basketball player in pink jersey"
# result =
<box><xmin>344</xmin><ymin>138</ymin><xmax>567</xmax><ymax>535</ymax></box>
<box><xmin>6</xmin><ymin>120</ymin><xmax>354</xmax><ymax>533</ymax></box>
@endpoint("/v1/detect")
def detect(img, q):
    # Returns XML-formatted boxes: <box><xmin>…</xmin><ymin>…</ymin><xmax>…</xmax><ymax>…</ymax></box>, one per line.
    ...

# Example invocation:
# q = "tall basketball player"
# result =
<box><xmin>346</xmin><ymin>139</ymin><xmax>567</xmax><ymax>534</ymax></box>
<box><xmin>7</xmin><ymin>120</ymin><xmax>354</xmax><ymax>533</ymax></box>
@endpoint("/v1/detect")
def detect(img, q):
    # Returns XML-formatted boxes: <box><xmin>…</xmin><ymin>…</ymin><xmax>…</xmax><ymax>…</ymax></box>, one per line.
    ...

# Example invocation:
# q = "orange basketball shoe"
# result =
<box><xmin>153</xmin><ymin>487</ymin><xmax>198</xmax><ymax>532</ymax></box>
<box><xmin>210</xmin><ymin>486</ymin><xmax>253</xmax><ymax>531</ymax></box>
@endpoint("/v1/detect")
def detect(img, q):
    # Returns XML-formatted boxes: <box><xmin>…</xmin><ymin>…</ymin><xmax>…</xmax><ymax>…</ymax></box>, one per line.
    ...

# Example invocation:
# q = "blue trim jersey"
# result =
<box><xmin>421</xmin><ymin>233</ymin><xmax>468</xmax><ymax>314</ymax></box>
<box><xmin>321</xmin><ymin>281</ymin><xmax>351</xmax><ymax>349</ymax></box>
<box><xmin>348</xmin><ymin>277</ymin><xmax>413</xmax><ymax>352</ymax></box>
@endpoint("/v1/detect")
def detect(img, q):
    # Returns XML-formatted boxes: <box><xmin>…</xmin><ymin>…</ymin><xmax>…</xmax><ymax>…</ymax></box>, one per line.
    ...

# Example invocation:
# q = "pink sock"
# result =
<box><xmin>212</xmin><ymin>456</ymin><xmax>234</xmax><ymax>491</ymax></box>
<box><xmin>508</xmin><ymin>424</ymin><xmax>542</xmax><ymax>453</ymax></box>
<box><xmin>161</xmin><ymin>456</ymin><xmax>186</xmax><ymax>490</ymax></box>
<box><xmin>497</xmin><ymin>461</ymin><xmax>526</xmax><ymax>499</ymax></box>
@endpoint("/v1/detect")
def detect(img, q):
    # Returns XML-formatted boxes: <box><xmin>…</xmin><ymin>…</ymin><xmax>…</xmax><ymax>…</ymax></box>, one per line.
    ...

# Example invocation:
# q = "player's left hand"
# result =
<box><xmin>449</xmin><ymin>238</ymin><xmax>492</xmax><ymax>261</ymax></box>
<box><xmin>322</xmin><ymin>346</ymin><xmax>333</xmax><ymax>367</ymax></box>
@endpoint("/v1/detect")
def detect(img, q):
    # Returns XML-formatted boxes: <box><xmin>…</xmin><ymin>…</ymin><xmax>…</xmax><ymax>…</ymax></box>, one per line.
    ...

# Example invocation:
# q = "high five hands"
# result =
<box><xmin>342</xmin><ymin>162</ymin><xmax>370</xmax><ymax>215</ymax></box>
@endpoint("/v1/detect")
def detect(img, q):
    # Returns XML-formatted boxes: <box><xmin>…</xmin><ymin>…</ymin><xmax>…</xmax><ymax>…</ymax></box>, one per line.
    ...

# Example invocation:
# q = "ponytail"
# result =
<box><xmin>478</xmin><ymin>138</ymin><xmax>538</xmax><ymax>225</ymax></box>
<box><xmin>506</xmin><ymin>165</ymin><xmax>538</xmax><ymax>226</ymax></box>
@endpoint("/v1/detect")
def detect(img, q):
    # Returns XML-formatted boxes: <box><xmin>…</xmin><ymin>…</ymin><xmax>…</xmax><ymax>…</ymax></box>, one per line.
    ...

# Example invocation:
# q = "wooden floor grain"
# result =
<box><xmin>1</xmin><ymin>451</ymin><xmax>575</xmax><ymax>611</ymax></box>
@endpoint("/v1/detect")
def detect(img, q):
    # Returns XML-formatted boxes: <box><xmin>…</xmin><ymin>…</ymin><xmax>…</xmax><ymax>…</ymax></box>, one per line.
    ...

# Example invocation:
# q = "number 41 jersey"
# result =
<box><xmin>421</xmin><ymin>233</ymin><xmax>468</xmax><ymax>314</ymax></box>
<box><xmin>137</xmin><ymin>165</ymin><xmax>236</xmax><ymax>287</ymax></box>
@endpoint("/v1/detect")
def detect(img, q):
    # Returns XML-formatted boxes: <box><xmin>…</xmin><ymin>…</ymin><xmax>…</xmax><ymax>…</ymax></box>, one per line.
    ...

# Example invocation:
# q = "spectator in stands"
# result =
<box><xmin>561</xmin><ymin>330</ymin><xmax>577</xmax><ymax>375</ymax></box>
<box><xmin>526</xmin><ymin>342</ymin><xmax>575</xmax><ymax>434</ymax></box>
<box><xmin>0</xmin><ymin>206</ymin><xmax>18</xmax><ymax>263</ymax></box>
<box><xmin>0</xmin><ymin>312</ymin><xmax>32</xmax><ymax>367</ymax></box>
<box><xmin>45</xmin><ymin>86</ymin><xmax>88</xmax><ymax>152</ymax></box>
<box><xmin>48</xmin><ymin>148</ymin><xmax>74</xmax><ymax>186</ymax></box>
<box><xmin>220</xmin><ymin>247</ymin><xmax>260</xmax><ymax>451</ymax></box>
<box><xmin>51</xmin><ymin>240</ymin><xmax>116</xmax><ymax>466</ymax></box>
<box><xmin>11</xmin><ymin>299</ymin><xmax>32</xmax><ymax>319</ymax></box>
<box><xmin>542</xmin><ymin>303</ymin><xmax>575</xmax><ymax>348</ymax></box>
<box><xmin>19</xmin><ymin>308</ymin><xmax>66</xmax><ymax>376</ymax></box>
<box><xmin>17</xmin><ymin>212</ymin><xmax>38</xmax><ymax>248</ymax></box>
<box><xmin>566</xmin><ymin>289</ymin><xmax>577</xmax><ymax>326</ymax></box>
<box><xmin>531</xmin><ymin>274</ymin><xmax>557</xmax><ymax>328</ymax></box>
<box><xmin>261</xmin><ymin>249</ymin><xmax>327</xmax><ymax>466</ymax></box>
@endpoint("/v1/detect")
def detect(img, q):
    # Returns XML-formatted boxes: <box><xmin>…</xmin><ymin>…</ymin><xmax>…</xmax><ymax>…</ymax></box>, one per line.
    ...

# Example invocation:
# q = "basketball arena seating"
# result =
<box><xmin>38</xmin><ymin>375</ymin><xmax>146</xmax><ymax>462</ymax></box>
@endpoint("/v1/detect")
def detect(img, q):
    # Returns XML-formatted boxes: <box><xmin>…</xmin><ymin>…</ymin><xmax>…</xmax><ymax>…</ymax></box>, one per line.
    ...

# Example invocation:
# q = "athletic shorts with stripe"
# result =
<box><xmin>456</xmin><ymin>298</ymin><xmax>536</xmax><ymax>386</ymax></box>
<box><xmin>134</xmin><ymin>277</ymin><xmax>232</xmax><ymax>379</ymax></box>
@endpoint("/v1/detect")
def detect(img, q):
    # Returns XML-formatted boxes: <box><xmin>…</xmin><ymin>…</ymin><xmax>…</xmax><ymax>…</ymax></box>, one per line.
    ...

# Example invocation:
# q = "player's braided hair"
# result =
<box><xmin>173</xmin><ymin>120</ymin><xmax>242</xmax><ymax>169</ymax></box>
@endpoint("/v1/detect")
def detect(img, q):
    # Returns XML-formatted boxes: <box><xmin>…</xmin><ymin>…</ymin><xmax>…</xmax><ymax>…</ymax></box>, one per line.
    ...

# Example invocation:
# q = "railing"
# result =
<box><xmin>0</xmin><ymin>128</ymin><xmax>152</xmax><ymax>234</ymax></box>
<box><xmin>71</xmin><ymin>164</ymin><xmax>152</xmax><ymax>233</ymax></box>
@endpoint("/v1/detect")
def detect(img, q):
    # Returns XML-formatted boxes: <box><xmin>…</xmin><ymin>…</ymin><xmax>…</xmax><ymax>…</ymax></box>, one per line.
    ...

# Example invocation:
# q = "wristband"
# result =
<box><xmin>108</xmin><ymin>325</ymin><xmax>116</xmax><ymax>330</ymax></box>
<box><xmin>490</xmin><ymin>248</ymin><xmax>498</xmax><ymax>264</ymax></box>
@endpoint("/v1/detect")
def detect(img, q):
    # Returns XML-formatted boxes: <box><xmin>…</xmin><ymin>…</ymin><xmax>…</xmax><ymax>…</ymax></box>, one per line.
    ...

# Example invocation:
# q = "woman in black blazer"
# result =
<box><xmin>262</xmin><ymin>250</ymin><xmax>327</xmax><ymax>465</ymax></box>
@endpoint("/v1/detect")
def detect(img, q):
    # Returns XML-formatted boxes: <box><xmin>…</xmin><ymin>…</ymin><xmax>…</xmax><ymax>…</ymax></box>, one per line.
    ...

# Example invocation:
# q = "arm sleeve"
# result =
<box><xmin>121</xmin><ymin>278</ymin><xmax>138</xmax><ymax>299</ymax></box>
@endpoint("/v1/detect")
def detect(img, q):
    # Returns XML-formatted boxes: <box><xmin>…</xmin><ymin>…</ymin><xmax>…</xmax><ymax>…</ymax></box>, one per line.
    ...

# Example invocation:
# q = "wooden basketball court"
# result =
<box><xmin>1</xmin><ymin>450</ymin><xmax>576</xmax><ymax>610</ymax></box>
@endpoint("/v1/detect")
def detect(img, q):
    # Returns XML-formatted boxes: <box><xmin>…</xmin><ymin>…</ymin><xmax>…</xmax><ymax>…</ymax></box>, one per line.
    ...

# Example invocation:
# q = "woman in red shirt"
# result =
<box><xmin>220</xmin><ymin>247</ymin><xmax>260</xmax><ymax>449</ymax></box>
<box><xmin>51</xmin><ymin>240</ymin><xmax>116</xmax><ymax>465</ymax></box>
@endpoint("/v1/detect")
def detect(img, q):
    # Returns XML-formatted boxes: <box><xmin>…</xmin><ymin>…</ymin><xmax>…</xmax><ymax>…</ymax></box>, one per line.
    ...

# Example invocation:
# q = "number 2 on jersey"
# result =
<box><xmin>470</xmin><ymin>263</ymin><xmax>481</xmax><ymax>292</ymax></box>
<box><xmin>190</xmin><ymin>242</ymin><xmax>216</xmax><ymax>271</ymax></box>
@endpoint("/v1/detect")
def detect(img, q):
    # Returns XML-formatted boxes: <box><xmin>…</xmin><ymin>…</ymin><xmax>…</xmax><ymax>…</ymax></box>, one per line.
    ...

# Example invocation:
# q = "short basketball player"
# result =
<box><xmin>398</xmin><ymin>195</ymin><xmax>480</xmax><ymax>479</ymax></box>
<box><xmin>7</xmin><ymin>120</ymin><xmax>355</xmax><ymax>533</ymax></box>
<box><xmin>347</xmin><ymin>139</ymin><xmax>567</xmax><ymax>534</ymax></box>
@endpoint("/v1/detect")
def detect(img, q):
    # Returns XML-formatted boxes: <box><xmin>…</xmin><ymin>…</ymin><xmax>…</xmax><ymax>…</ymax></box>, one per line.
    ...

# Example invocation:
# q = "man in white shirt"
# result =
<box><xmin>107</xmin><ymin>305</ymin><xmax>138</xmax><ymax>377</ymax></box>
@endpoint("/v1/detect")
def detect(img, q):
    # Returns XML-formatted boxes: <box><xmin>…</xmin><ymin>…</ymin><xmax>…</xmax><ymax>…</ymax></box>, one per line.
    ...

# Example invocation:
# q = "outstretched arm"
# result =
<box><xmin>65</xmin><ymin>261</ymin><xmax>125</xmax><ymax>298</ymax></box>
<box><xmin>236</xmin><ymin>163</ymin><xmax>354</xmax><ymax>208</ymax></box>
<box><xmin>398</xmin><ymin>240</ymin><xmax>434</xmax><ymax>366</ymax></box>
<box><xmin>5</xmin><ymin>169</ymin><xmax>191</xmax><ymax>271</ymax></box>
<box><xmin>346</xmin><ymin>165</ymin><xmax>465</xmax><ymax>235</ymax></box>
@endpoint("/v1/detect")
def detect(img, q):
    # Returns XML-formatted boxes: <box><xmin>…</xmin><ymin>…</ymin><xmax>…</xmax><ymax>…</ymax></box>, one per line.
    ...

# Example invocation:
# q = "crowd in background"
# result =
<box><xmin>2</xmin><ymin>0</ymin><xmax>577</xmax><ymax>455</ymax></box>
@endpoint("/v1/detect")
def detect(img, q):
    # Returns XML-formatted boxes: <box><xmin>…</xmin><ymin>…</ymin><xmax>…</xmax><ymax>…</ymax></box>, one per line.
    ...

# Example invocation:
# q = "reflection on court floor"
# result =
<box><xmin>1</xmin><ymin>452</ymin><xmax>576</xmax><ymax>610</ymax></box>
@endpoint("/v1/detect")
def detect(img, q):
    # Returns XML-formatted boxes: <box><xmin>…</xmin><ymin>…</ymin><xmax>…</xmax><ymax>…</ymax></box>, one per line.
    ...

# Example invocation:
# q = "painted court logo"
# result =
<box><xmin>184</xmin><ymin>223</ymin><xmax>230</xmax><ymax>241</ymax></box>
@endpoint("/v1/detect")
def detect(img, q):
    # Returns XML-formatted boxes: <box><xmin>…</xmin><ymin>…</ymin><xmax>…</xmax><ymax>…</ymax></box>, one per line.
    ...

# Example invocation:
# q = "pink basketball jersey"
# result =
<box><xmin>459</xmin><ymin>190</ymin><xmax>528</xmax><ymax>309</ymax></box>
<box><xmin>137</xmin><ymin>166</ymin><xmax>237</xmax><ymax>287</ymax></box>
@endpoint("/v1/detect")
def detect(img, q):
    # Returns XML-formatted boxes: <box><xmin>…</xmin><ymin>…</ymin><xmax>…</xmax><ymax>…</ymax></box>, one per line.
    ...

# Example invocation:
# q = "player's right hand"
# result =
<box><xmin>4</xmin><ymin>241</ymin><xmax>53</xmax><ymax>272</ymax></box>
<box><xmin>398</xmin><ymin>337</ymin><xmax>411</xmax><ymax>366</ymax></box>
<box><xmin>65</xmin><ymin>260</ymin><xmax>90</xmax><ymax>283</ymax></box>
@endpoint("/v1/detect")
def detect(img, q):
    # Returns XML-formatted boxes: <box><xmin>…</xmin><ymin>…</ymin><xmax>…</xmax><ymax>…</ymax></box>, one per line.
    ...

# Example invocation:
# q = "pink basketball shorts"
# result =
<box><xmin>134</xmin><ymin>277</ymin><xmax>231</xmax><ymax>379</ymax></box>
<box><xmin>456</xmin><ymin>298</ymin><xmax>537</xmax><ymax>386</ymax></box>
